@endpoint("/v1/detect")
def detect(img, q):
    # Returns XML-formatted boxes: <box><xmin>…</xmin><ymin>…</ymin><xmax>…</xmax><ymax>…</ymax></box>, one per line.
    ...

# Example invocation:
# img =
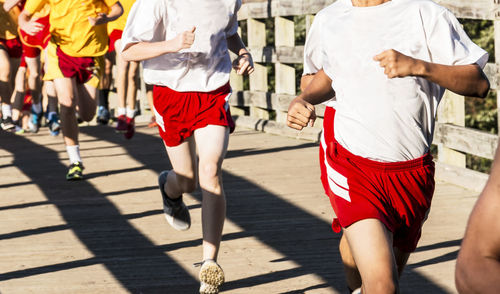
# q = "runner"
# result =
<box><xmin>121</xmin><ymin>0</ymin><xmax>253</xmax><ymax>292</ymax></box>
<box><xmin>0</xmin><ymin>0</ymin><xmax>22</xmax><ymax>130</ymax></box>
<box><xmin>106</xmin><ymin>0</ymin><xmax>138</xmax><ymax>139</ymax></box>
<box><xmin>19</xmin><ymin>0</ymin><xmax>123</xmax><ymax>180</ymax></box>
<box><xmin>287</xmin><ymin>0</ymin><xmax>490</xmax><ymax>292</ymax></box>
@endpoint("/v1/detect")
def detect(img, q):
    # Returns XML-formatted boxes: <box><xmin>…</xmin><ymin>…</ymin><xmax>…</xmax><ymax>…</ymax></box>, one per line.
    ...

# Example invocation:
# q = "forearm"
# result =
<box><xmin>299</xmin><ymin>69</ymin><xmax>335</xmax><ymax>105</ymax></box>
<box><xmin>3</xmin><ymin>0</ymin><xmax>21</xmax><ymax>12</ymax></box>
<box><xmin>122</xmin><ymin>41</ymin><xmax>178</xmax><ymax>62</ymax></box>
<box><xmin>418</xmin><ymin>61</ymin><xmax>490</xmax><ymax>98</ymax></box>
<box><xmin>226</xmin><ymin>33</ymin><xmax>248</xmax><ymax>56</ymax></box>
<box><xmin>106</xmin><ymin>2</ymin><xmax>123</xmax><ymax>23</ymax></box>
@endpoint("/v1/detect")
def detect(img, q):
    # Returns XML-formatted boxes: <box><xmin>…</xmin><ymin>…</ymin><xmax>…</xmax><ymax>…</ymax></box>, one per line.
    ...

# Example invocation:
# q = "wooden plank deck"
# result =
<box><xmin>0</xmin><ymin>122</ymin><xmax>479</xmax><ymax>293</ymax></box>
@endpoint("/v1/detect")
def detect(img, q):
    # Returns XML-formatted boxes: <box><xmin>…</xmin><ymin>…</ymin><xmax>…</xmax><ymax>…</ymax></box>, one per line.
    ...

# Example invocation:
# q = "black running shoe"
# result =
<box><xmin>66</xmin><ymin>162</ymin><xmax>84</xmax><ymax>181</ymax></box>
<box><xmin>1</xmin><ymin>117</ymin><xmax>15</xmax><ymax>130</ymax></box>
<box><xmin>158</xmin><ymin>170</ymin><xmax>191</xmax><ymax>231</ymax></box>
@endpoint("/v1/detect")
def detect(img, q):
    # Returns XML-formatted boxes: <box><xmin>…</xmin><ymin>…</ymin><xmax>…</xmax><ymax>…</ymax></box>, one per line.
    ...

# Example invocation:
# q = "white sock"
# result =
<box><xmin>32</xmin><ymin>102</ymin><xmax>42</xmax><ymax>114</ymax></box>
<box><xmin>117</xmin><ymin>107</ymin><xmax>126</xmax><ymax>116</ymax></box>
<box><xmin>126</xmin><ymin>107</ymin><xmax>136</xmax><ymax>119</ymax></box>
<box><xmin>66</xmin><ymin>145</ymin><xmax>82</xmax><ymax>164</ymax></box>
<box><xmin>2</xmin><ymin>104</ymin><xmax>12</xmax><ymax>117</ymax></box>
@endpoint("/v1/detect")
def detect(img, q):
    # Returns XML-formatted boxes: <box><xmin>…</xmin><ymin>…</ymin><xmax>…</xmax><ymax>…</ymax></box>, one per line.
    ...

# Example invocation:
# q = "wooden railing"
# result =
<box><xmin>229</xmin><ymin>0</ymin><xmax>500</xmax><ymax>191</ymax></box>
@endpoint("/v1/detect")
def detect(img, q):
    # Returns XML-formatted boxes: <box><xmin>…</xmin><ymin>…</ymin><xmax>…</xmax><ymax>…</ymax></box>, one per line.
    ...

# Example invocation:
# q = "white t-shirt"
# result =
<box><xmin>303</xmin><ymin>10</ymin><xmax>336</xmax><ymax>107</ymax></box>
<box><xmin>121</xmin><ymin>0</ymin><xmax>241</xmax><ymax>92</ymax></box>
<box><xmin>317</xmin><ymin>0</ymin><xmax>488</xmax><ymax>162</ymax></box>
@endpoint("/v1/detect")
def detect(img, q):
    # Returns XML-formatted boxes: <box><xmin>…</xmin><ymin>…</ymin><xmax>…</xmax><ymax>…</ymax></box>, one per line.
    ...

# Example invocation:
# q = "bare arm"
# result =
<box><xmin>227</xmin><ymin>33</ymin><xmax>254</xmax><ymax>75</ymax></box>
<box><xmin>456</xmin><ymin>141</ymin><xmax>500</xmax><ymax>293</ymax></box>
<box><xmin>122</xmin><ymin>27</ymin><xmax>196</xmax><ymax>62</ymax></box>
<box><xmin>18</xmin><ymin>9</ymin><xmax>44</xmax><ymax>36</ymax></box>
<box><xmin>374</xmin><ymin>49</ymin><xmax>490</xmax><ymax>98</ymax></box>
<box><xmin>3</xmin><ymin>0</ymin><xmax>21</xmax><ymax>12</ymax></box>
<box><xmin>287</xmin><ymin>69</ymin><xmax>335</xmax><ymax>130</ymax></box>
<box><xmin>88</xmin><ymin>2</ymin><xmax>123</xmax><ymax>26</ymax></box>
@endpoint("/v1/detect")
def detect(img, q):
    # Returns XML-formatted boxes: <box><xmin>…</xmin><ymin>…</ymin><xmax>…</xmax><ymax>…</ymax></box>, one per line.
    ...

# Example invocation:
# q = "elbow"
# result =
<box><xmin>476</xmin><ymin>78</ymin><xmax>490</xmax><ymax>98</ymax></box>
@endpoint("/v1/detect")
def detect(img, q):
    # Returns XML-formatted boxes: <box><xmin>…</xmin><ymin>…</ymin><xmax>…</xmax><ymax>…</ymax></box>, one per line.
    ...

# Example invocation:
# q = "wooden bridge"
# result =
<box><xmin>1</xmin><ymin>0</ymin><xmax>499</xmax><ymax>293</ymax></box>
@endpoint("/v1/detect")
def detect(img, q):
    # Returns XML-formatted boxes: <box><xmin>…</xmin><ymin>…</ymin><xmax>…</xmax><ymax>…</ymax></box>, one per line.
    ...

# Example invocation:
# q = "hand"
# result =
<box><xmin>232</xmin><ymin>52</ymin><xmax>254</xmax><ymax>75</ymax></box>
<box><xmin>88</xmin><ymin>13</ymin><xmax>108</xmax><ymax>26</ymax></box>
<box><xmin>373</xmin><ymin>49</ymin><xmax>421</xmax><ymax>78</ymax></box>
<box><xmin>172</xmin><ymin>27</ymin><xmax>196</xmax><ymax>52</ymax></box>
<box><xmin>287</xmin><ymin>96</ymin><xmax>316</xmax><ymax>130</ymax></box>
<box><xmin>21</xmin><ymin>18</ymin><xmax>44</xmax><ymax>36</ymax></box>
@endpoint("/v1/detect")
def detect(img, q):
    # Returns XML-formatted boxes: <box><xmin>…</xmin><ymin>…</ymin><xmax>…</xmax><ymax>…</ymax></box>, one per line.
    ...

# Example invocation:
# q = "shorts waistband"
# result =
<box><xmin>154</xmin><ymin>82</ymin><xmax>230</xmax><ymax>95</ymax></box>
<box><xmin>334</xmin><ymin>141</ymin><xmax>434</xmax><ymax>171</ymax></box>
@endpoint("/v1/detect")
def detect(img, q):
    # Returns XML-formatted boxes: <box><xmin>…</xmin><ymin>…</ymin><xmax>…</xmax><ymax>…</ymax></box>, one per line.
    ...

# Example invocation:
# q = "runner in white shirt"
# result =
<box><xmin>288</xmin><ymin>0</ymin><xmax>489</xmax><ymax>292</ymax></box>
<box><xmin>121</xmin><ymin>1</ymin><xmax>253</xmax><ymax>293</ymax></box>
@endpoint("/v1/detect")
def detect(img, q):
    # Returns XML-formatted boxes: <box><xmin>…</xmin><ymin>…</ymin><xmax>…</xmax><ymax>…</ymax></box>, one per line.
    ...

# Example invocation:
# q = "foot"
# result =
<box><xmin>199</xmin><ymin>260</ymin><xmax>225</xmax><ymax>294</ymax></box>
<box><xmin>158</xmin><ymin>170</ymin><xmax>191</xmax><ymax>231</ymax></box>
<box><xmin>115</xmin><ymin>115</ymin><xmax>127</xmax><ymax>133</ymax></box>
<box><xmin>124</xmin><ymin>117</ymin><xmax>135</xmax><ymax>140</ymax></box>
<box><xmin>30</xmin><ymin>110</ymin><xmax>42</xmax><ymax>133</ymax></box>
<box><xmin>66</xmin><ymin>162</ymin><xmax>84</xmax><ymax>181</ymax></box>
<box><xmin>96</xmin><ymin>106</ymin><xmax>110</xmax><ymax>125</ymax></box>
<box><xmin>48</xmin><ymin>113</ymin><xmax>61</xmax><ymax>136</ymax></box>
<box><xmin>1</xmin><ymin>117</ymin><xmax>15</xmax><ymax>131</ymax></box>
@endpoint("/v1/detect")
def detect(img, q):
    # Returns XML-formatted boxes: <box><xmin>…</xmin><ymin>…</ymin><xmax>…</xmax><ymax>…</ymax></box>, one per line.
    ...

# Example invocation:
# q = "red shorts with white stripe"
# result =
<box><xmin>319</xmin><ymin>106</ymin><xmax>435</xmax><ymax>252</ymax></box>
<box><xmin>152</xmin><ymin>83</ymin><xmax>235</xmax><ymax>147</ymax></box>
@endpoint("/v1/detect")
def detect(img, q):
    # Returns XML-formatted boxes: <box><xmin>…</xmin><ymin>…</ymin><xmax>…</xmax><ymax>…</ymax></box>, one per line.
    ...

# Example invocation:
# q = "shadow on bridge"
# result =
<box><xmin>0</xmin><ymin>125</ymin><xmax>454</xmax><ymax>293</ymax></box>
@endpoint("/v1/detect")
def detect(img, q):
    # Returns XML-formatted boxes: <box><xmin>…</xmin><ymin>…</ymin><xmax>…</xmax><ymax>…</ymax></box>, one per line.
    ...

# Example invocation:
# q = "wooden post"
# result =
<box><xmin>494</xmin><ymin>19</ymin><xmax>500</xmax><ymax>134</ymax></box>
<box><xmin>247</xmin><ymin>18</ymin><xmax>269</xmax><ymax>120</ymax></box>
<box><xmin>274</xmin><ymin>16</ymin><xmax>295</xmax><ymax>123</ymax></box>
<box><xmin>437</xmin><ymin>90</ymin><xmax>466</xmax><ymax>168</ymax></box>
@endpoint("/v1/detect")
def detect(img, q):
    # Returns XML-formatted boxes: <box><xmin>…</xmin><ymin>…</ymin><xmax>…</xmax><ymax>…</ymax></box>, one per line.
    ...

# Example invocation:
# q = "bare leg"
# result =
<box><xmin>0</xmin><ymin>49</ymin><xmax>13</xmax><ymax>105</ymax></box>
<box><xmin>340</xmin><ymin>234</ymin><xmax>362</xmax><ymax>291</ymax></box>
<box><xmin>194</xmin><ymin>125</ymin><xmax>229</xmax><ymax>261</ymax></box>
<box><xmin>344</xmin><ymin>219</ymin><xmax>399</xmax><ymax>294</ymax></box>
<box><xmin>126</xmin><ymin>60</ymin><xmax>139</xmax><ymax>110</ymax></box>
<box><xmin>25</xmin><ymin>56</ymin><xmax>41</xmax><ymax>105</ymax></box>
<box><xmin>114</xmin><ymin>39</ymin><xmax>128</xmax><ymax>110</ymax></box>
<box><xmin>164</xmin><ymin>137</ymin><xmax>198</xmax><ymax>199</ymax></box>
<box><xmin>54</xmin><ymin>77</ymin><xmax>78</xmax><ymax>146</ymax></box>
<box><xmin>11</xmin><ymin>65</ymin><xmax>26</xmax><ymax>121</ymax></box>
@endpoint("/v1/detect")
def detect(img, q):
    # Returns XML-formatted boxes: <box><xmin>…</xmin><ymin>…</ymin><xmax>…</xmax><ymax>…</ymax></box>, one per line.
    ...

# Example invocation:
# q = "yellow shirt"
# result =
<box><xmin>107</xmin><ymin>0</ymin><xmax>134</xmax><ymax>33</ymax></box>
<box><xmin>25</xmin><ymin>0</ymin><xmax>118</xmax><ymax>57</ymax></box>
<box><xmin>0</xmin><ymin>0</ymin><xmax>20</xmax><ymax>40</ymax></box>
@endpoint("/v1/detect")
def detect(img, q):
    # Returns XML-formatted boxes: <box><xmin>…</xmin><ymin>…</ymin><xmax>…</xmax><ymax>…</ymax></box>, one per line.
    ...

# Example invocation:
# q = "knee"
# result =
<box><xmin>199</xmin><ymin>161</ymin><xmax>221</xmax><ymax>181</ymax></box>
<box><xmin>127</xmin><ymin>68</ymin><xmax>138</xmax><ymax>82</ymax></box>
<box><xmin>80</xmin><ymin>108</ymin><xmax>96</xmax><ymax>122</ymax></box>
<box><xmin>29</xmin><ymin>70</ymin><xmax>40</xmax><ymax>81</ymax></box>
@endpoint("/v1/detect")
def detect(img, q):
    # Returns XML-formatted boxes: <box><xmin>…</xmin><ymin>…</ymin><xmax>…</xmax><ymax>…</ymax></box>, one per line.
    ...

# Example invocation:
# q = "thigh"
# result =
<box><xmin>194</xmin><ymin>125</ymin><xmax>229</xmax><ymax>169</ymax></box>
<box><xmin>25</xmin><ymin>56</ymin><xmax>40</xmax><ymax>75</ymax></box>
<box><xmin>165</xmin><ymin>136</ymin><xmax>197</xmax><ymax>180</ymax></box>
<box><xmin>0</xmin><ymin>50</ymin><xmax>11</xmax><ymax>80</ymax></box>
<box><xmin>344</xmin><ymin>218</ymin><xmax>398</xmax><ymax>285</ymax></box>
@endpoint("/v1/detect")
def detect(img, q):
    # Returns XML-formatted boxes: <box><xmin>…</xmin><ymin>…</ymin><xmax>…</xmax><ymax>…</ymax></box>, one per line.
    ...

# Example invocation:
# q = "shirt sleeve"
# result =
<box><xmin>427</xmin><ymin>9</ymin><xmax>488</xmax><ymax>69</ymax></box>
<box><xmin>24</xmin><ymin>0</ymin><xmax>47</xmax><ymax>15</ymax></box>
<box><xmin>303</xmin><ymin>14</ymin><xmax>323</xmax><ymax>75</ymax></box>
<box><xmin>225</xmin><ymin>0</ymin><xmax>241</xmax><ymax>37</ymax></box>
<box><xmin>121</xmin><ymin>0</ymin><xmax>164</xmax><ymax>51</ymax></box>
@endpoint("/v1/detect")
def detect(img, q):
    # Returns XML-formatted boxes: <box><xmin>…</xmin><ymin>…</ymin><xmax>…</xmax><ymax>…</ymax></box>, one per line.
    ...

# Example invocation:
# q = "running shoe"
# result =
<box><xmin>198</xmin><ymin>259</ymin><xmax>225</xmax><ymax>294</ymax></box>
<box><xmin>158</xmin><ymin>170</ymin><xmax>191</xmax><ymax>231</ymax></box>
<box><xmin>66</xmin><ymin>162</ymin><xmax>84</xmax><ymax>181</ymax></box>
<box><xmin>96</xmin><ymin>106</ymin><xmax>110</xmax><ymax>125</ymax></box>
<box><xmin>115</xmin><ymin>115</ymin><xmax>127</xmax><ymax>132</ymax></box>
<box><xmin>30</xmin><ymin>110</ymin><xmax>42</xmax><ymax>133</ymax></box>
<box><xmin>1</xmin><ymin>116</ymin><xmax>15</xmax><ymax>130</ymax></box>
<box><xmin>124</xmin><ymin>117</ymin><xmax>135</xmax><ymax>139</ymax></box>
<box><xmin>14</xmin><ymin>125</ymin><xmax>25</xmax><ymax>134</ymax></box>
<box><xmin>48</xmin><ymin>113</ymin><xmax>61</xmax><ymax>136</ymax></box>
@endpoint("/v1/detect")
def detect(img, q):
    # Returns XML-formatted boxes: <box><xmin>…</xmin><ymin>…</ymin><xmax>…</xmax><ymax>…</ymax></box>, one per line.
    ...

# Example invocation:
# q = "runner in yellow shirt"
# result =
<box><xmin>19</xmin><ymin>0</ymin><xmax>123</xmax><ymax>180</ymax></box>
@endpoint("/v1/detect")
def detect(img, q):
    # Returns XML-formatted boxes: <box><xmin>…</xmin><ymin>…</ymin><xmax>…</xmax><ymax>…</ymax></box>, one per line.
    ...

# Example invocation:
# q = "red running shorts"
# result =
<box><xmin>0</xmin><ymin>37</ymin><xmax>23</xmax><ymax>58</ymax></box>
<box><xmin>152</xmin><ymin>83</ymin><xmax>235</xmax><ymax>147</ymax></box>
<box><xmin>319</xmin><ymin>106</ymin><xmax>435</xmax><ymax>252</ymax></box>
